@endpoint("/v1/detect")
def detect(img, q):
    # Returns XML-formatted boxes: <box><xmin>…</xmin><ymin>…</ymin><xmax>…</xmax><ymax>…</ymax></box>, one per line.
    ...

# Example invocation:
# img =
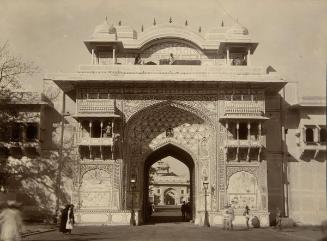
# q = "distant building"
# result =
<box><xmin>149</xmin><ymin>161</ymin><xmax>190</xmax><ymax>205</ymax></box>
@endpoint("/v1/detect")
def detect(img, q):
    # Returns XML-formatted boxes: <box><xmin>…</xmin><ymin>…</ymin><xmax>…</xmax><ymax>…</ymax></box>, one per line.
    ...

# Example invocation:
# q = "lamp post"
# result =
<box><xmin>130</xmin><ymin>178</ymin><xmax>136</xmax><ymax>226</ymax></box>
<box><xmin>203</xmin><ymin>179</ymin><xmax>210</xmax><ymax>227</ymax></box>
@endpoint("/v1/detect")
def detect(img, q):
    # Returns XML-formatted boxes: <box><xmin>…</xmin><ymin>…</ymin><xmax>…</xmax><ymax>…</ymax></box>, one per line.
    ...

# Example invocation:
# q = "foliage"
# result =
<box><xmin>148</xmin><ymin>166</ymin><xmax>157</xmax><ymax>185</ymax></box>
<box><xmin>0</xmin><ymin>41</ymin><xmax>38</xmax><ymax>98</ymax></box>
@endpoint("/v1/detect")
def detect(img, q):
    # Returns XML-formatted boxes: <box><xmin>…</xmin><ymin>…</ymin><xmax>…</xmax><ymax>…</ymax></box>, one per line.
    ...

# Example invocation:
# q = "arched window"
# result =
<box><xmin>305</xmin><ymin>128</ymin><xmax>314</xmax><ymax>143</ymax></box>
<box><xmin>320</xmin><ymin>128</ymin><xmax>326</xmax><ymax>143</ymax></box>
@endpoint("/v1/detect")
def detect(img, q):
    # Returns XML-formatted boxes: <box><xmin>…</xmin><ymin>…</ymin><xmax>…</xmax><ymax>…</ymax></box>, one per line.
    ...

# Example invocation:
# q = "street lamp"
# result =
<box><xmin>130</xmin><ymin>178</ymin><xmax>136</xmax><ymax>226</ymax></box>
<box><xmin>203</xmin><ymin>179</ymin><xmax>210</xmax><ymax>227</ymax></box>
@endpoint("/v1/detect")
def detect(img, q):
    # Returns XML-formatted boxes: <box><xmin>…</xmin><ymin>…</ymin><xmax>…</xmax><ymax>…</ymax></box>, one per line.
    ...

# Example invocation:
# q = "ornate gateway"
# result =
<box><xmin>46</xmin><ymin>19</ymin><xmax>287</xmax><ymax>226</ymax></box>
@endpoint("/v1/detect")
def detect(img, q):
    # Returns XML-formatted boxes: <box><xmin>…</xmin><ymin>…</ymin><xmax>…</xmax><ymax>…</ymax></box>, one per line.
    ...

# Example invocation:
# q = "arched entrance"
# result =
<box><xmin>143</xmin><ymin>144</ymin><xmax>195</xmax><ymax>223</ymax></box>
<box><xmin>124</xmin><ymin>101</ymin><xmax>213</xmax><ymax>225</ymax></box>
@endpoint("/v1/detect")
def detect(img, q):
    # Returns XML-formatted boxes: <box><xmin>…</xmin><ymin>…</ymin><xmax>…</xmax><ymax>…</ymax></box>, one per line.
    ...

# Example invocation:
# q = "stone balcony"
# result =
<box><xmin>76</xmin><ymin>137</ymin><xmax>113</xmax><ymax>146</ymax></box>
<box><xmin>79</xmin><ymin>64</ymin><xmax>267</xmax><ymax>76</ymax></box>
<box><xmin>74</xmin><ymin>99</ymin><xmax>120</xmax><ymax>118</ymax></box>
<box><xmin>224</xmin><ymin>101</ymin><xmax>265</xmax><ymax>115</ymax></box>
<box><xmin>225</xmin><ymin>138</ymin><xmax>266</xmax><ymax>148</ymax></box>
<box><xmin>299</xmin><ymin>142</ymin><xmax>326</xmax><ymax>159</ymax></box>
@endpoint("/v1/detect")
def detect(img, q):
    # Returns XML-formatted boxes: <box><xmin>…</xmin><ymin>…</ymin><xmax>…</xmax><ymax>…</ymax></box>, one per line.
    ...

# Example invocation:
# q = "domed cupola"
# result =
<box><xmin>92</xmin><ymin>18</ymin><xmax>117</xmax><ymax>40</ymax></box>
<box><xmin>227</xmin><ymin>23</ymin><xmax>249</xmax><ymax>35</ymax></box>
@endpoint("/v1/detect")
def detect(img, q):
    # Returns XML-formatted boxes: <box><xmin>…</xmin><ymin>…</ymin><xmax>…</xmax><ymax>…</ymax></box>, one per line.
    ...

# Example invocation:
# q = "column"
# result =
<box><xmin>100</xmin><ymin>121</ymin><xmax>103</xmax><ymax>159</ymax></box>
<box><xmin>236</xmin><ymin>122</ymin><xmax>240</xmax><ymax>161</ymax></box>
<box><xmin>247</xmin><ymin>48</ymin><xmax>251</xmax><ymax>66</ymax></box>
<box><xmin>100</xmin><ymin>121</ymin><xmax>103</xmax><ymax>138</ymax></box>
<box><xmin>112</xmin><ymin>48</ymin><xmax>116</xmax><ymax>65</ymax></box>
<box><xmin>21</xmin><ymin>125</ymin><xmax>26</xmax><ymax>143</ymax></box>
<box><xmin>317</xmin><ymin>125</ymin><xmax>321</xmax><ymax>143</ymax></box>
<box><xmin>258</xmin><ymin>122</ymin><xmax>262</xmax><ymax>141</ymax></box>
<box><xmin>226</xmin><ymin>47</ymin><xmax>230</xmax><ymax>65</ymax></box>
<box><xmin>225</xmin><ymin>122</ymin><xmax>229</xmax><ymax>146</ymax></box>
<box><xmin>236</xmin><ymin>122</ymin><xmax>239</xmax><ymax>141</ymax></box>
<box><xmin>79</xmin><ymin>122</ymin><xmax>82</xmax><ymax>141</ymax></box>
<box><xmin>247</xmin><ymin>122</ymin><xmax>251</xmax><ymax>141</ymax></box>
<box><xmin>111</xmin><ymin>120</ymin><xmax>114</xmax><ymax>138</ymax></box>
<box><xmin>91</xmin><ymin>49</ymin><xmax>95</xmax><ymax>64</ymax></box>
<box><xmin>89</xmin><ymin>121</ymin><xmax>92</xmax><ymax>138</ymax></box>
<box><xmin>160</xmin><ymin>190</ymin><xmax>164</xmax><ymax>205</ymax></box>
<box><xmin>314</xmin><ymin>126</ymin><xmax>319</xmax><ymax>143</ymax></box>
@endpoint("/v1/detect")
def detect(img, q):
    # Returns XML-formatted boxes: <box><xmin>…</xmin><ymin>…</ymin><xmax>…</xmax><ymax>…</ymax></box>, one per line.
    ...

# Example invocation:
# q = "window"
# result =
<box><xmin>239</xmin><ymin>123</ymin><xmax>248</xmax><ymax>140</ymax></box>
<box><xmin>91</xmin><ymin>121</ymin><xmax>101</xmax><ymax>138</ymax></box>
<box><xmin>26</xmin><ymin>123</ymin><xmax>38</xmax><ymax>141</ymax></box>
<box><xmin>181</xmin><ymin>190</ymin><xmax>184</xmax><ymax>194</ymax></box>
<box><xmin>157</xmin><ymin>189</ymin><xmax>160</xmax><ymax>194</ymax></box>
<box><xmin>320</xmin><ymin>128</ymin><xmax>326</xmax><ymax>143</ymax></box>
<box><xmin>305</xmin><ymin>128</ymin><xmax>314</xmax><ymax>143</ymax></box>
<box><xmin>11</xmin><ymin>123</ymin><xmax>21</xmax><ymax>142</ymax></box>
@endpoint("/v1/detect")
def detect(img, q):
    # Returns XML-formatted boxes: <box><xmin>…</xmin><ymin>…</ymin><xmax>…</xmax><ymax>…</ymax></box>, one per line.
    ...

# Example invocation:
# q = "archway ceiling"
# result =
<box><xmin>127</xmin><ymin>104</ymin><xmax>210</xmax><ymax>158</ymax></box>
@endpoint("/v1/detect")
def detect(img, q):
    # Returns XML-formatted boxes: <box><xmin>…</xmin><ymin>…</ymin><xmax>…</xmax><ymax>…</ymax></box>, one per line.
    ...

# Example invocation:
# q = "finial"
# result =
<box><xmin>153</xmin><ymin>18</ymin><xmax>156</xmax><ymax>26</ymax></box>
<box><xmin>185</xmin><ymin>20</ymin><xmax>188</xmax><ymax>26</ymax></box>
<box><xmin>118</xmin><ymin>20</ymin><xmax>122</xmax><ymax>26</ymax></box>
<box><xmin>221</xmin><ymin>20</ymin><xmax>224</xmax><ymax>27</ymax></box>
<box><xmin>141</xmin><ymin>24</ymin><xmax>144</xmax><ymax>32</ymax></box>
<box><xmin>169</xmin><ymin>16</ymin><xmax>172</xmax><ymax>23</ymax></box>
<box><xmin>198</xmin><ymin>26</ymin><xmax>202</xmax><ymax>33</ymax></box>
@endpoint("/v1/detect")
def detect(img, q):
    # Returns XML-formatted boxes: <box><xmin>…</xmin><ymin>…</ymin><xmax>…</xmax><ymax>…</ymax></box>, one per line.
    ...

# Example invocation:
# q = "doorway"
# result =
<box><xmin>143</xmin><ymin>144</ymin><xmax>195</xmax><ymax>224</ymax></box>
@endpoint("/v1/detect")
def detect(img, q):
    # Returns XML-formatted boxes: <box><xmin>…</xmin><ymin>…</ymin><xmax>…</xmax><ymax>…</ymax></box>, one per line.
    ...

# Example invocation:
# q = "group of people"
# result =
<box><xmin>134</xmin><ymin>53</ymin><xmax>175</xmax><ymax>65</ymax></box>
<box><xmin>222</xmin><ymin>204</ymin><xmax>235</xmax><ymax>230</ymax></box>
<box><xmin>0</xmin><ymin>200</ymin><xmax>23</xmax><ymax>241</ymax></box>
<box><xmin>59</xmin><ymin>204</ymin><xmax>75</xmax><ymax>235</ymax></box>
<box><xmin>222</xmin><ymin>204</ymin><xmax>251</xmax><ymax>230</ymax></box>
<box><xmin>181</xmin><ymin>201</ymin><xmax>191</xmax><ymax>221</ymax></box>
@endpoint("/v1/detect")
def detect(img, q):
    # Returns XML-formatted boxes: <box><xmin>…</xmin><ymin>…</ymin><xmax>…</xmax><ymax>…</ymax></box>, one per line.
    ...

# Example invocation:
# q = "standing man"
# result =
<box><xmin>243</xmin><ymin>205</ymin><xmax>250</xmax><ymax>229</ymax></box>
<box><xmin>228</xmin><ymin>204</ymin><xmax>235</xmax><ymax>230</ymax></box>
<box><xmin>181</xmin><ymin>201</ymin><xmax>186</xmax><ymax>221</ymax></box>
<box><xmin>276</xmin><ymin>207</ymin><xmax>282</xmax><ymax>230</ymax></box>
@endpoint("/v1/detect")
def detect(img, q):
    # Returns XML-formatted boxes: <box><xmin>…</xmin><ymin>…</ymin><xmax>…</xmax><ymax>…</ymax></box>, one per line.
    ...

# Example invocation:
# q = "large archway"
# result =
<box><xmin>124</xmin><ymin>101</ymin><xmax>213</xmax><ymax>225</ymax></box>
<box><xmin>143</xmin><ymin>144</ymin><xmax>195</xmax><ymax>223</ymax></box>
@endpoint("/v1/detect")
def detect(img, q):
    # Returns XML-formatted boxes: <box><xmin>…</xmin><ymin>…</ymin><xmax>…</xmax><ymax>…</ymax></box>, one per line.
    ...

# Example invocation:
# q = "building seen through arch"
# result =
<box><xmin>149</xmin><ymin>159</ymin><xmax>190</xmax><ymax>206</ymax></box>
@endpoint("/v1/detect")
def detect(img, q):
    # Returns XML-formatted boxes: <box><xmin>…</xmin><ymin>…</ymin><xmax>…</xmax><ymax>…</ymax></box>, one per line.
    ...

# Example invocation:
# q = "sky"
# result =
<box><xmin>0</xmin><ymin>0</ymin><xmax>326</xmax><ymax>96</ymax></box>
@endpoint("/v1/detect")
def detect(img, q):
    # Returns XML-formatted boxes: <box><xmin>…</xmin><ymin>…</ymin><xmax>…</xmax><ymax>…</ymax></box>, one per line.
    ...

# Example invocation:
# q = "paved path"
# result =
<box><xmin>23</xmin><ymin>223</ymin><xmax>320</xmax><ymax>241</ymax></box>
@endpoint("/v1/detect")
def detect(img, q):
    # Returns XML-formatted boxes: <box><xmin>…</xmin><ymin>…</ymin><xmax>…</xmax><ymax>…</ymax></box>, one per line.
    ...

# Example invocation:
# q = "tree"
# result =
<box><xmin>0</xmin><ymin>41</ymin><xmax>38</xmax><ymax>135</ymax></box>
<box><xmin>0</xmin><ymin>41</ymin><xmax>37</xmax><ymax>97</ymax></box>
<box><xmin>0</xmin><ymin>41</ymin><xmax>38</xmax><ymax>193</ymax></box>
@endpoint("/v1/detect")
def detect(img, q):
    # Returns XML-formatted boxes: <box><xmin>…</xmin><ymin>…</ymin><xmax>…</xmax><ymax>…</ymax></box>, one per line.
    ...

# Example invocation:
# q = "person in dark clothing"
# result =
<box><xmin>275</xmin><ymin>207</ymin><xmax>282</xmax><ymax>230</ymax></box>
<box><xmin>185</xmin><ymin>202</ymin><xmax>191</xmax><ymax>221</ymax></box>
<box><xmin>59</xmin><ymin>205</ymin><xmax>69</xmax><ymax>233</ymax></box>
<box><xmin>65</xmin><ymin>205</ymin><xmax>75</xmax><ymax>234</ymax></box>
<box><xmin>243</xmin><ymin>205</ymin><xmax>250</xmax><ymax>229</ymax></box>
<box><xmin>181</xmin><ymin>201</ymin><xmax>186</xmax><ymax>221</ymax></box>
<box><xmin>134</xmin><ymin>54</ymin><xmax>142</xmax><ymax>65</ymax></box>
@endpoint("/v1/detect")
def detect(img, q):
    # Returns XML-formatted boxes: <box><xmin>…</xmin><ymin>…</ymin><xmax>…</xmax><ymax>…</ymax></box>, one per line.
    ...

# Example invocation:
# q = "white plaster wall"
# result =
<box><xmin>288</xmin><ymin>161</ymin><xmax>327</xmax><ymax>225</ymax></box>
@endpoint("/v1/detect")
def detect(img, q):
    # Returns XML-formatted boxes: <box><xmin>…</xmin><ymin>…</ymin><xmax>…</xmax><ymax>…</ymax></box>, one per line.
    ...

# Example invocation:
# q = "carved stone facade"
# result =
<box><xmin>43</xmin><ymin>20</ymin><xmax>326</xmax><ymax>226</ymax></box>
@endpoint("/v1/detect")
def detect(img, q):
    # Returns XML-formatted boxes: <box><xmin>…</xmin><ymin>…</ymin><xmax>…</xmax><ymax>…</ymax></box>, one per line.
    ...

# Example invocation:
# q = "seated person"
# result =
<box><xmin>103</xmin><ymin>125</ymin><xmax>112</xmax><ymax>137</ymax></box>
<box><xmin>169</xmin><ymin>53</ymin><xmax>175</xmax><ymax>65</ymax></box>
<box><xmin>134</xmin><ymin>54</ymin><xmax>142</xmax><ymax>65</ymax></box>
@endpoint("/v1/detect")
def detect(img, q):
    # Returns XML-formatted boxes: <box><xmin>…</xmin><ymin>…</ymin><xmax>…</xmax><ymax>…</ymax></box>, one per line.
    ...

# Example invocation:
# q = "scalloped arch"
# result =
<box><xmin>137</xmin><ymin>25</ymin><xmax>205</xmax><ymax>50</ymax></box>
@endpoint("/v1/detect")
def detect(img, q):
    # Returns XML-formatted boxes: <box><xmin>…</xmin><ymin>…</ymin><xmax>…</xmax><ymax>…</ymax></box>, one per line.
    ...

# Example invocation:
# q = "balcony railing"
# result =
<box><xmin>77</xmin><ymin>99</ymin><xmax>115</xmax><ymax>114</ymax></box>
<box><xmin>224</xmin><ymin>101</ymin><xmax>265</xmax><ymax>115</ymax></box>
<box><xmin>225</xmin><ymin>138</ymin><xmax>265</xmax><ymax>148</ymax></box>
<box><xmin>76</xmin><ymin>137</ymin><xmax>113</xmax><ymax>146</ymax></box>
